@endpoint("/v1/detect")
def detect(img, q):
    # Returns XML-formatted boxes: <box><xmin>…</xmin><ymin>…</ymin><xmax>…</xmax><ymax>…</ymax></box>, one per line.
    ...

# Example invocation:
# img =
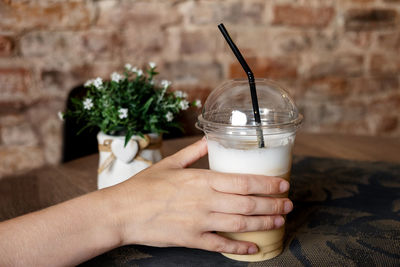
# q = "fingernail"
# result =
<box><xmin>274</xmin><ymin>216</ymin><xmax>285</xmax><ymax>228</ymax></box>
<box><xmin>279</xmin><ymin>181</ymin><xmax>289</xmax><ymax>192</ymax></box>
<box><xmin>284</xmin><ymin>201</ymin><xmax>293</xmax><ymax>213</ymax></box>
<box><xmin>248</xmin><ymin>245</ymin><xmax>258</xmax><ymax>254</ymax></box>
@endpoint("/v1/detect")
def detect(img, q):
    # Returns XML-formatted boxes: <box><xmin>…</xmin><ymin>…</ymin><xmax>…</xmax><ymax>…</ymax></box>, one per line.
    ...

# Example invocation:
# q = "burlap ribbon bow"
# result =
<box><xmin>97</xmin><ymin>135</ymin><xmax>161</xmax><ymax>174</ymax></box>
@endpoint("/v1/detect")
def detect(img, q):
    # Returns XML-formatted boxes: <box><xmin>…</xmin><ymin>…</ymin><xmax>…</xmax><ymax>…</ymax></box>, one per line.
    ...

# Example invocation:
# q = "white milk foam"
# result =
<box><xmin>207</xmin><ymin>139</ymin><xmax>292</xmax><ymax>177</ymax></box>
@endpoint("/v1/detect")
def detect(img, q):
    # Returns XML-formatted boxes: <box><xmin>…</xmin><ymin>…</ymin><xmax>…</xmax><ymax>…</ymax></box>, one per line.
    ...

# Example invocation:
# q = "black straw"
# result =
<box><xmin>218</xmin><ymin>23</ymin><xmax>264</xmax><ymax>148</ymax></box>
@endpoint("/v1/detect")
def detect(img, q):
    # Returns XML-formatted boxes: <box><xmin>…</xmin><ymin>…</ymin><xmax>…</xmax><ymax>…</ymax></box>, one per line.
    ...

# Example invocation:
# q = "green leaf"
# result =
<box><xmin>141</xmin><ymin>97</ymin><xmax>153</xmax><ymax>114</ymax></box>
<box><xmin>124</xmin><ymin>130</ymin><xmax>133</xmax><ymax>147</ymax></box>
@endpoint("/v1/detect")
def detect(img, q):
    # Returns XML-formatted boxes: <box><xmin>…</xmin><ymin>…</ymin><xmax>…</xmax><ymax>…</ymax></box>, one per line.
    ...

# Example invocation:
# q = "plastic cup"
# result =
<box><xmin>196</xmin><ymin>79</ymin><xmax>303</xmax><ymax>262</ymax></box>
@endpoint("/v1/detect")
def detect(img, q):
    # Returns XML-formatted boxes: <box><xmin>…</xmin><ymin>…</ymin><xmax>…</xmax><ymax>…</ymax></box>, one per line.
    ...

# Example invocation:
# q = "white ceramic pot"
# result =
<box><xmin>97</xmin><ymin>131</ymin><xmax>162</xmax><ymax>189</ymax></box>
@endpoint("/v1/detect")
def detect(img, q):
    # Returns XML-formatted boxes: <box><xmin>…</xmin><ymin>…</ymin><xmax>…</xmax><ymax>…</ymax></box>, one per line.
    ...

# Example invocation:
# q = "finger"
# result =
<box><xmin>163</xmin><ymin>137</ymin><xmax>208</xmax><ymax>168</ymax></box>
<box><xmin>204</xmin><ymin>213</ymin><xmax>285</xmax><ymax>232</ymax></box>
<box><xmin>198</xmin><ymin>232</ymin><xmax>258</xmax><ymax>255</ymax></box>
<box><xmin>208</xmin><ymin>172</ymin><xmax>290</xmax><ymax>195</ymax></box>
<box><xmin>210</xmin><ymin>194</ymin><xmax>293</xmax><ymax>215</ymax></box>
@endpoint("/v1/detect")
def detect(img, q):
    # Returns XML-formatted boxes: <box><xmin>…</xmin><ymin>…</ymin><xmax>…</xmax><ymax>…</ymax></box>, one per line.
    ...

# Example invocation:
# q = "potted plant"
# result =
<box><xmin>60</xmin><ymin>62</ymin><xmax>201</xmax><ymax>189</ymax></box>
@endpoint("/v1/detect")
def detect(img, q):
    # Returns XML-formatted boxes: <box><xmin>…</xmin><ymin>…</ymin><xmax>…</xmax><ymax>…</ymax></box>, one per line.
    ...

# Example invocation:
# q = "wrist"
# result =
<box><xmin>89</xmin><ymin>188</ymin><xmax>126</xmax><ymax>249</ymax></box>
<box><xmin>101</xmin><ymin>179</ymin><xmax>146</xmax><ymax>247</ymax></box>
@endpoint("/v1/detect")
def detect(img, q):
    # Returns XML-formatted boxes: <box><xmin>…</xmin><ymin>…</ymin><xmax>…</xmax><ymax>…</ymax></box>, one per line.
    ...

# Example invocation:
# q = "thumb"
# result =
<box><xmin>164</xmin><ymin>137</ymin><xmax>208</xmax><ymax>168</ymax></box>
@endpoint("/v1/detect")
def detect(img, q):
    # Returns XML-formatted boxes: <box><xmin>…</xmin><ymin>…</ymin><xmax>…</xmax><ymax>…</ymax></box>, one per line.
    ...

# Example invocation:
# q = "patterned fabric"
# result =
<box><xmin>81</xmin><ymin>156</ymin><xmax>400</xmax><ymax>267</ymax></box>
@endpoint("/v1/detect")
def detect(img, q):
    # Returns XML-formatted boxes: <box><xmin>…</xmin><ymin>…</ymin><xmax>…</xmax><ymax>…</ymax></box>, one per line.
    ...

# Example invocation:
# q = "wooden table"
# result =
<box><xmin>1</xmin><ymin>133</ymin><xmax>400</xmax><ymax>266</ymax></box>
<box><xmin>1</xmin><ymin>132</ymin><xmax>399</xmax><ymax>222</ymax></box>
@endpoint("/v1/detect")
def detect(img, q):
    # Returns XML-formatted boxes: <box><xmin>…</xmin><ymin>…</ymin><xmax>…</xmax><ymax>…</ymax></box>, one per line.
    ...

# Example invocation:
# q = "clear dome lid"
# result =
<box><xmin>197</xmin><ymin>79</ymin><xmax>303</xmax><ymax>136</ymax></box>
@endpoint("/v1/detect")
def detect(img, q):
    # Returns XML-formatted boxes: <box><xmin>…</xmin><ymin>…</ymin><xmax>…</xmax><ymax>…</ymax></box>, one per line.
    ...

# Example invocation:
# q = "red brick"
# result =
<box><xmin>0</xmin><ymin>1</ymin><xmax>91</xmax><ymax>31</ymax></box>
<box><xmin>0</xmin><ymin>101</ymin><xmax>25</xmax><ymax>115</ymax></box>
<box><xmin>375</xmin><ymin>115</ymin><xmax>398</xmax><ymax>133</ymax></box>
<box><xmin>340</xmin><ymin>102</ymin><xmax>367</xmax><ymax>123</ymax></box>
<box><xmin>25</xmin><ymin>99</ymin><xmax>64</xmax><ymax>164</ymax></box>
<box><xmin>273</xmin><ymin>5</ymin><xmax>335</xmax><ymax>28</ymax></box>
<box><xmin>303</xmin><ymin>77</ymin><xmax>349</xmax><ymax>101</ymax></box>
<box><xmin>0</xmin><ymin>68</ymin><xmax>31</xmax><ymax>97</ymax></box>
<box><xmin>97</xmin><ymin>1</ymin><xmax>182</xmax><ymax>28</ymax></box>
<box><xmin>377</xmin><ymin>32</ymin><xmax>400</xmax><ymax>52</ymax></box>
<box><xmin>0</xmin><ymin>146</ymin><xmax>45</xmax><ymax>177</ymax></box>
<box><xmin>82</xmin><ymin>31</ymin><xmax>121</xmax><ymax>60</ymax></box>
<box><xmin>309</xmin><ymin>54</ymin><xmax>364</xmax><ymax>78</ymax></box>
<box><xmin>122</xmin><ymin>26</ymin><xmax>165</xmax><ymax>60</ymax></box>
<box><xmin>276</xmin><ymin>31</ymin><xmax>312</xmax><ymax>53</ymax></box>
<box><xmin>352</xmin><ymin>0</ymin><xmax>376</xmax><ymax>3</ymax></box>
<box><xmin>349</xmin><ymin>76</ymin><xmax>398</xmax><ymax>95</ymax></box>
<box><xmin>345</xmin><ymin>9</ymin><xmax>398</xmax><ymax>31</ymax></box>
<box><xmin>370</xmin><ymin>54</ymin><xmax>400</xmax><ymax>76</ymax></box>
<box><xmin>345</xmin><ymin>32</ymin><xmax>373</xmax><ymax>49</ymax></box>
<box><xmin>21</xmin><ymin>32</ymin><xmax>82</xmax><ymax>58</ymax></box>
<box><xmin>0</xmin><ymin>36</ymin><xmax>13</xmax><ymax>56</ymax></box>
<box><xmin>322</xmin><ymin>120</ymin><xmax>369</xmax><ymax>135</ymax></box>
<box><xmin>369</xmin><ymin>93</ymin><xmax>400</xmax><ymax>113</ymax></box>
<box><xmin>180</xmin><ymin>30</ymin><xmax>217</xmax><ymax>55</ymax></box>
<box><xmin>276</xmin><ymin>31</ymin><xmax>338</xmax><ymax>52</ymax></box>
<box><xmin>297</xmin><ymin>99</ymin><xmax>369</xmax><ymax>134</ymax></box>
<box><xmin>310</xmin><ymin>31</ymin><xmax>339</xmax><ymax>51</ymax></box>
<box><xmin>164</xmin><ymin>61</ymin><xmax>223</xmax><ymax>84</ymax></box>
<box><xmin>185</xmin><ymin>1</ymin><xmax>265</xmax><ymax>25</ymax></box>
<box><xmin>229</xmin><ymin>57</ymin><xmax>298</xmax><ymax>80</ymax></box>
<box><xmin>1</xmin><ymin>123</ymin><xmax>38</xmax><ymax>146</ymax></box>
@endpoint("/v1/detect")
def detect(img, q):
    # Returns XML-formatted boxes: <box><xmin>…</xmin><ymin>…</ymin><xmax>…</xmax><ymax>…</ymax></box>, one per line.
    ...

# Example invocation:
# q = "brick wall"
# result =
<box><xmin>1</xmin><ymin>0</ymin><xmax>399</xmax><ymax>177</ymax></box>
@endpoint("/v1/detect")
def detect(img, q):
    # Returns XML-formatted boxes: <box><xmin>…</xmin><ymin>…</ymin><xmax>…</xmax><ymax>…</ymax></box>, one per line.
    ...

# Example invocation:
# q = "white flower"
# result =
<box><xmin>125</xmin><ymin>64</ymin><xmax>138</xmax><ymax>73</ymax></box>
<box><xmin>84</xmin><ymin>79</ymin><xmax>94</xmax><ymax>87</ymax></box>
<box><xmin>149</xmin><ymin>80</ymin><xmax>155</xmax><ymax>85</ymax></box>
<box><xmin>83</xmin><ymin>98</ymin><xmax>93</xmax><ymax>110</ymax></box>
<box><xmin>111</xmin><ymin>72</ymin><xmax>123</xmax><ymax>82</ymax></box>
<box><xmin>165</xmin><ymin>111</ymin><xmax>173</xmax><ymax>122</ymax></box>
<box><xmin>93</xmin><ymin>77</ymin><xmax>103</xmax><ymax>89</ymax></box>
<box><xmin>125</xmin><ymin>63</ymin><xmax>139</xmax><ymax>72</ymax></box>
<box><xmin>174</xmin><ymin>90</ymin><xmax>188</xmax><ymax>98</ymax></box>
<box><xmin>194</xmin><ymin>99</ymin><xmax>202</xmax><ymax>108</ymax></box>
<box><xmin>57</xmin><ymin>111</ymin><xmax>64</xmax><ymax>121</ymax></box>
<box><xmin>136</xmin><ymin>69</ymin><xmax>143</xmax><ymax>76</ymax></box>
<box><xmin>161</xmin><ymin>80</ymin><xmax>171</xmax><ymax>89</ymax></box>
<box><xmin>179</xmin><ymin>99</ymin><xmax>189</xmax><ymax>110</ymax></box>
<box><xmin>124</xmin><ymin>63</ymin><xmax>132</xmax><ymax>70</ymax></box>
<box><xmin>118</xmin><ymin>108</ymin><xmax>128</xmax><ymax>119</ymax></box>
<box><xmin>149</xmin><ymin>62</ymin><xmax>157</xmax><ymax>69</ymax></box>
<box><xmin>174</xmin><ymin>90</ymin><xmax>183</xmax><ymax>98</ymax></box>
<box><xmin>85</xmin><ymin>77</ymin><xmax>104</xmax><ymax>89</ymax></box>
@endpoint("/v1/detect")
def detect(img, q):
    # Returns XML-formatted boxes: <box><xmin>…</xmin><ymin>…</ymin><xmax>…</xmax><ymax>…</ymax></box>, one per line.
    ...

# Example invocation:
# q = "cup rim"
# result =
<box><xmin>196</xmin><ymin>113</ymin><xmax>303</xmax><ymax>135</ymax></box>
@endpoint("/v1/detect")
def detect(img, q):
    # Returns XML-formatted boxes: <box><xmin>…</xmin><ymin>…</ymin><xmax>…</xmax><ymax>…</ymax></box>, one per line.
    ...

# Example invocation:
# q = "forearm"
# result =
<box><xmin>0</xmin><ymin>189</ymin><xmax>122</xmax><ymax>267</ymax></box>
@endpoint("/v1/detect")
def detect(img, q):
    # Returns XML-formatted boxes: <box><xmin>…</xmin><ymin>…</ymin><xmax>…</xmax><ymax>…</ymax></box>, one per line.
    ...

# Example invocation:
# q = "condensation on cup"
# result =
<box><xmin>196</xmin><ymin>79</ymin><xmax>303</xmax><ymax>262</ymax></box>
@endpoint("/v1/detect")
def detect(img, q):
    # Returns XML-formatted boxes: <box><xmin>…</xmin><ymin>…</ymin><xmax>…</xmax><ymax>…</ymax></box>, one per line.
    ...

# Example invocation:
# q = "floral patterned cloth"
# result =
<box><xmin>82</xmin><ymin>156</ymin><xmax>400</xmax><ymax>266</ymax></box>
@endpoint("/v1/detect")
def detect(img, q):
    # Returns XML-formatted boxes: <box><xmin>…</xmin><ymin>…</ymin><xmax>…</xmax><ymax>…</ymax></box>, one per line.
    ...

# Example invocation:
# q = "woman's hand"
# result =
<box><xmin>0</xmin><ymin>138</ymin><xmax>292</xmax><ymax>266</ymax></box>
<box><xmin>107</xmin><ymin>137</ymin><xmax>293</xmax><ymax>255</ymax></box>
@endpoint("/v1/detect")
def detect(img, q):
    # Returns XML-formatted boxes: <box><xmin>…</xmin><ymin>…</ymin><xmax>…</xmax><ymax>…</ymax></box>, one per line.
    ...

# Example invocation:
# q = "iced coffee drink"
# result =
<box><xmin>197</xmin><ymin>79</ymin><xmax>303</xmax><ymax>262</ymax></box>
<box><xmin>208</xmin><ymin>134</ymin><xmax>294</xmax><ymax>261</ymax></box>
